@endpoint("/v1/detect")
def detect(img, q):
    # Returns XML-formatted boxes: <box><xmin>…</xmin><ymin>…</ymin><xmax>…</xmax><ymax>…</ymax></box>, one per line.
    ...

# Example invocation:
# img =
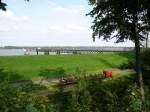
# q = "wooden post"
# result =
<box><xmin>36</xmin><ymin>49</ymin><xmax>38</xmax><ymax>55</ymax></box>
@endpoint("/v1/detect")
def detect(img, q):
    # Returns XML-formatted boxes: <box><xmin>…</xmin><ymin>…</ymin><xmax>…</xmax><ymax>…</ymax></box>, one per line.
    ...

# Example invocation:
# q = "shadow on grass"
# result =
<box><xmin>0</xmin><ymin>68</ymin><xmax>25</xmax><ymax>82</ymax></box>
<box><xmin>115</xmin><ymin>52</ymin><xmax>135</xmax><ymax>59</ymax></box>
<box><xmin>118</xmin><ymin>51</ymin><xmax>150</xmax><ymax>84</ymax></box>
<box><xmin>0</xmin><ymin>68</ymin><xmax>48</xmax><ymax>90</ymax></box>
<box><xmin>116</xmin><ymin>52</ymin><xmax>135</xmax><ymax>70</ymax></box>
<box><xmin>92</xmin><ymin>52</ymin><xmax>134</xmax><ymax>69</ymax></box>
<box><xmin>91</xmin><ymin>56</ymin><xmax>116</xmax><ymax>68</ymax></box>
<box><xmin>38</xmin><ymin>67</ymin><xmax>66</xmax><ymax>79</ymax></box>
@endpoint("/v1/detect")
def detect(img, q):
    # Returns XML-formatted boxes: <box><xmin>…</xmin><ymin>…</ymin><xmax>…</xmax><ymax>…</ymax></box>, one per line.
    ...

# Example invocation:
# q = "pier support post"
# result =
<box><xmin>36</xmin><ymin>49</ymin><xmax>39</xmax><ymax>55</ymax></box>
<box><xmin>73</xmin><ymin>51</ymin><xmax>77</xmax><ymax>54</ymax></box>
<box><xmin>56</xmin><ymin>50</ymin><xmax>60</xmax><ymax>55</ymax></box>
<box><xmin>44</xmin><ymin>51</ymin><xmax>49</xmax><ymax>55</ymax></box>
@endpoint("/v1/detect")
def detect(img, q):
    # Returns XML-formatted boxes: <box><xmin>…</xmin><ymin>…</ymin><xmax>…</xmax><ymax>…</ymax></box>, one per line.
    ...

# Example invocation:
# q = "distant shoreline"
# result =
<box><xmin>0</xmin><ymin>47</ymin><xmax>134</xmax><ymax>56</ymax></box>
<box><xmin>0</xmin><ymin>46</ymin><xmax>135</xmax><ymax>49</ymax></box>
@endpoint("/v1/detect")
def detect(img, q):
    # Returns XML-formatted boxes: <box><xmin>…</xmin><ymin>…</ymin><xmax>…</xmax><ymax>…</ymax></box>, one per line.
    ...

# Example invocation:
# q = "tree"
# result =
<box><xmin>0</xmin><ymin>0</ymin><xmax>29</xmax><ymax>11</ymax></box>
<box><xmin>87</xmin><ymin>0</ymin><xmax>150</xmax><ymax>101</ymax></box>
<box><xmin>0</xmin><ymin>0</ymin><xmax>7</xmax><ymax>11</ymax></box>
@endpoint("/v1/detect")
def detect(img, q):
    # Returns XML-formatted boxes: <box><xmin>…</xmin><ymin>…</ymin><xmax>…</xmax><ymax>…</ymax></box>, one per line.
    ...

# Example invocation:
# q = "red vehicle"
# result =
<box><xmin>103</xmin><ymin>70</ymin><xmax>113</xmax><ymax>78</ymax></box>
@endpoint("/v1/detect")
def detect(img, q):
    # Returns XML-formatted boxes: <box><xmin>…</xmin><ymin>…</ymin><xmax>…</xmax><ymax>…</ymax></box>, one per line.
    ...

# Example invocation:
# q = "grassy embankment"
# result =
<box><xmin>0</xmin><ymin>53</ymin><xmax>134</xmax><ymax>81</ymax></box>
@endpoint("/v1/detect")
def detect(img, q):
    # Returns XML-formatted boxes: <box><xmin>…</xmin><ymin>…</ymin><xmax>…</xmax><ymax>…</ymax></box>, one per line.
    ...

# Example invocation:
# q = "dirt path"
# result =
<box><xmin>10</xmin><ymin>78</ymin><xmax>60</xmax><ymax>87</ymax></box>
<box><xmin>10</xmin><ymin>69</ymin><xmax>135</xmax><ymax>87</ymax></box>
<box><xmin>9</xmin><ymin>69</ymin><xmax>135</xmax><ymax>96</ymax></box>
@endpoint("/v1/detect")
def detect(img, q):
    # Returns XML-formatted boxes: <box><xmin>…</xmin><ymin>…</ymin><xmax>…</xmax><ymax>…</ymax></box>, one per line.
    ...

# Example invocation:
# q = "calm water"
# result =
<box><xmin>0</xmin><ymin>49</ymin><xmax>37</xmax><ymax>56</ymax></box>
<box><xmin>0</xmin><ymin>49</ymin><xmax>58</xmax><ymax>56</ymax></box>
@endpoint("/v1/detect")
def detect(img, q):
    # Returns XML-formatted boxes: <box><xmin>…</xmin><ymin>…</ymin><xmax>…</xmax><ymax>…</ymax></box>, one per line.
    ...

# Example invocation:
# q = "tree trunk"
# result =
<box><xmin>146</xmin><ymin>33</ymin><xmax>148</xmax><ymax>55</ymax></box>
<box><xmin>133</xmin><ymin>15</ymin><xmax>145</xmax><ymax>101</ymax></box>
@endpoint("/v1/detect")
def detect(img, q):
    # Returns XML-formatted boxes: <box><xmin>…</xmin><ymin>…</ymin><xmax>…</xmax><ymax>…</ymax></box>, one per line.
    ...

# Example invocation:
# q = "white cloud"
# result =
<box><xmin>66</xmin><ymin>25</ymin><xmax>87</xmax><ymax>31</ymax></box>
<box><xmin>53</xmin><ymin>6</ymin><xmax>79</xmax><ymax>14</ymax></box>
<box><xmin>20</xmin><ymin>16</ymin><xmax>30</xmax><ymax>21</ymax></box>
<box><xmin>13</xmin><ymin>25</ymin><xmax>19</xmax><ymax>30</ymax></box>
<box><xmin>48</xmin><ymin>1</ymin><xmax>85</xmax><ymax>14</ymax></box>
<box><xmin>11</xmin><ymin>0</ymin><xmax>17</xmax><ymax>2</ymax></box>
<box><xmin>48</xmin><ymin>25</ymin><xmax>88</xmax><ymax>34</ymax></box>
<box><xmin>0</xmin><ymin>10</ymin><xmax>30</xmax><ymax>33</ymax></box>
<box><xmin>0</xmin><ymin>10</ymin><xmax>30</xmax><ymax>21</ymax></box>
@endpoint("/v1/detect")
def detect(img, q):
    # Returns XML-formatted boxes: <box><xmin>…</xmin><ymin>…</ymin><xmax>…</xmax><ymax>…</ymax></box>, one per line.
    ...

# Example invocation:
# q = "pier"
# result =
<box><xmin>35</xmin><ymin>47</ymin><xmax>134</xmax><ymax>55</ymax></box>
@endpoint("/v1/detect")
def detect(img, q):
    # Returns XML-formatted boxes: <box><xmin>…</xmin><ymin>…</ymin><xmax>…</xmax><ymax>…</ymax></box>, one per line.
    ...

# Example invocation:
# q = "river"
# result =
<box><xmin>0</xmin><ymin>49</ymin><xmax>37</xmax><ymax>56</ymax></box>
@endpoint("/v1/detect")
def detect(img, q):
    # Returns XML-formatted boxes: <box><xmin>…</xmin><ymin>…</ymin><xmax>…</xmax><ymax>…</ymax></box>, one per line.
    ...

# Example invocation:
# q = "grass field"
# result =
<box><xmin>0</xmin><ymin>53</ymin><xmax>134</xmax><ymax>81</ymax></box>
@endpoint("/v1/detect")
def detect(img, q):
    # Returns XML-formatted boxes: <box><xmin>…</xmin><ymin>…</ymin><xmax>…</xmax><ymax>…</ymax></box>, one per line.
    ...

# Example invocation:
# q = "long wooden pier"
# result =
<box><xmin>35</xmin><ymin>47</ymin><xmax>134</xmax><ymax>55</ymax></box>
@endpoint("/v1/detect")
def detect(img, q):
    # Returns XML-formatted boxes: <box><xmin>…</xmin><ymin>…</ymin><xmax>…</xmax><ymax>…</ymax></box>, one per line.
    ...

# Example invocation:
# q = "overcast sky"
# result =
<box><xmin>0</xmin><ymin>0</ymin><xmax>134</xmax><ymax>47</ymax></box>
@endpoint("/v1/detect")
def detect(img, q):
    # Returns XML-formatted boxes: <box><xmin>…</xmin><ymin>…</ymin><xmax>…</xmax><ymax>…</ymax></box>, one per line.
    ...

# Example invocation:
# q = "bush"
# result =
<box><xmin>120</xmin><ymin>60</ymin><xmax>135</xmax><ymax>70</ymax></box>
<box><xmin>65</xmin><ymin>74</ymin><xmax>148</xmax><ymax>112</ymax></box>
<box><xmin>0</xmin><ymin>82</ymin><xmax>58</xmax><ymax>112</ymax></box>
<box><xmin>68</xmin><ymin>75</ymin><xmax>92</xmax><ymax>112</ymax></box>
<box><xmin>0</xmin><ymin>69</ymin><xmax>24</xmax><ymax>82</ymax></box>
<box><xmin>0</xmin><ymin>68</ymin><xmax>149</xmax><ymax>112</ymax></box>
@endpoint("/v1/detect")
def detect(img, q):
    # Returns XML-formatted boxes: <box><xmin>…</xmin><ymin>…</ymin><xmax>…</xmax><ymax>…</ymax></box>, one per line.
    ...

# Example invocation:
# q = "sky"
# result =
<box><xmin>0</xmin><ymin>0</ymin><xmax>134</xmax><ymax>47</ymax></box>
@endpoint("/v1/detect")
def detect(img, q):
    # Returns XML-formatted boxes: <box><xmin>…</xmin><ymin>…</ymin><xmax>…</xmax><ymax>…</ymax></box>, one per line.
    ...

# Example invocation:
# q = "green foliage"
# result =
<box><xmin>48</xmin><ymin>92</ymin><xmax>71</xmax><ymax>112</ymax></box>
<box><xmin>0</xmin><ymin>69</ymin><xmax>24</xmax><ymax>82</ymax></box>
<box><xmin>120</xmin><ymin>50</ymin><xmax>150</xmax><ymax>111</ymax></box>
<box><xmin>120</xmin><ymin>50</ymin><xmax>150</xmax><ymax>84</ymax></box>
<box><xmin>87</xmin><ymin>0</ymin><xmax>148</xmax><ymax>103</ymax></box>
<box><xmin>88</xmin><ymin>0</ymin><xmax>95</xmax><ymax>5</ymax></box>
<box><xmin>0</xmin><ymin>71</ymin><xmax>149</xmax><ymax>112</ymax></box>
<box><xmin>120</xmin><ymin>60</ymin><xmax>136</xmax><ymax>70</ymax></box>
<box><xmin>141</xmin><ymin>49</ymin><xmax>150</xmax><ymax>72</ymax></box>
<box><xmin>0</xmin><ymin>82</ymin><xmax>56</xmax><ymax>112</ymax></box>
<box><xmin>26</xmin><ymin>104</ymin><xmax>38</xmax><ymax>112</ymax></box>
<box><xmin>0</xmin><ymin>2</ymin><xmax>7</xmax><ymax>11</ymax></box>
<box><xmin>122</xmin><ymin>84</ymin><xmax>143</xmax><ymax>112</ymax></box>
<box><xmin>68</xmin><ymin>75</ymin><xmax>92</xmax><ymax>112</ymax></box>
<box><xmin>144</xmin><ymin>86</ymin><xmax>150</xmax><ymax>111</ymax></box>
<box><xmin>47</xmin><ymin>72</ymin><xmax>150</xmax><ymax>112</ymax></box>
<box><xmin>87</xmin><ymin>0</ymin><xmax>150</xmax><ymax>42</ymax></box>
<box><xmin>60</xmin><ymin>73</ymin><xmax>150</xmax><ymax>111</ymax></box>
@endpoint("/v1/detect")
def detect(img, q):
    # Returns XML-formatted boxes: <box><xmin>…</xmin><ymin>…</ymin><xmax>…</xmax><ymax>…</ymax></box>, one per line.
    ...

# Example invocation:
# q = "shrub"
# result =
<box><xmin>67</xmin><ymin>74</ymin><xmax>148</xmax><ymax>112</ymax></box>
<box><xmin>0</xmin><ymin>82</ymin><xmax>58</xmax><ymax>112</ymax></box>
<box><xmin>68</xmin><ymin>75</ymin><xmax>92</xmax><ymax>112</ymax></box>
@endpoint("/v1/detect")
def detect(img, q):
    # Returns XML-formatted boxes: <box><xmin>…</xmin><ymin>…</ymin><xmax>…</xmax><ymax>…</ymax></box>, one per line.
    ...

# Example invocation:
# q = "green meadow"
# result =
<box><xmin>0</xmin><ymin>53</ymin><xmax>134</xmax><ymax>80</ymax></box>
